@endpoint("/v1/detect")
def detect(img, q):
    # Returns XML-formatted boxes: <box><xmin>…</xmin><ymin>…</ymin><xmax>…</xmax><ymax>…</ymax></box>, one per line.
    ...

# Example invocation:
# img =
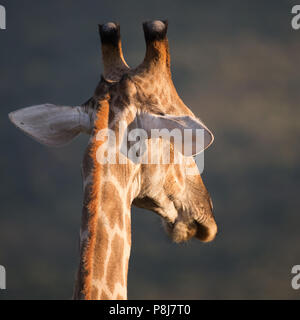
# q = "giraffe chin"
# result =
<box><xmin>162</xmin><ymin>219</ymin><xmax>217</xmax><ymax>243</ymax></box>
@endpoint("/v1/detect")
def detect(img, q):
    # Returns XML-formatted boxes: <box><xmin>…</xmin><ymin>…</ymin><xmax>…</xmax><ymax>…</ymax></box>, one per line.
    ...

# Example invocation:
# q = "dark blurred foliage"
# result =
<box><xmin>0</xmin><ymin>0</ymin><xmax>300</xmax><ymax>299</ymax></box>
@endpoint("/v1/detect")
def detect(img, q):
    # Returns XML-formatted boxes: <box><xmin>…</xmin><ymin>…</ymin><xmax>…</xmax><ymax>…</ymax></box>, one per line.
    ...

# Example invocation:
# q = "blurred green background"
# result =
<box><xmin>0</xmin><ymin>0</ymin><xmax>300</xmax><ymax>299</ymax></box>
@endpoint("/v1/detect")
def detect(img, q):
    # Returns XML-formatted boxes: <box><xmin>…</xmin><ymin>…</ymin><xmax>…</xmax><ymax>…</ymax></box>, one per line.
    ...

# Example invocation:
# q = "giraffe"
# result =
<box><xmin>8</xmin><ymin>20</ymin><xmax>217</xmax><ymax>300</ymax></box>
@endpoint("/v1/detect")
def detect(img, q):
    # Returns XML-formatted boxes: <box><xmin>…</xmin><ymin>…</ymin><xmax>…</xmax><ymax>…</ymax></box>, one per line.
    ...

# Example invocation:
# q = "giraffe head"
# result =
<box><xmin>9</xmin><ymin>20</ymin><xmax>217</xmax><ymax>244</ymax></box>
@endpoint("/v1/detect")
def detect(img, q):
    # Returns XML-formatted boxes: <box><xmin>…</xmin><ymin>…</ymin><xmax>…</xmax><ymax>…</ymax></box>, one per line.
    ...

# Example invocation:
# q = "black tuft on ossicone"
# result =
<box><xmin>98</xmin><ymin>22</ymin><xmax>121</xmax><ymax>46</ymax></box>
<box><xmin>143</xmin><ymin>20</ymin><xmax>168</xmax><ymax>42</ymax></box>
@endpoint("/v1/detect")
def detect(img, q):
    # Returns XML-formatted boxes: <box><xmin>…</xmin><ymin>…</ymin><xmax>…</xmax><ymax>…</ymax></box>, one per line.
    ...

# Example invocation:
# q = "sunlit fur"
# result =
<box><xmin>80</xmin><ymin>99</ymin><xmax>110</xmax><ymax>299</ymax></box>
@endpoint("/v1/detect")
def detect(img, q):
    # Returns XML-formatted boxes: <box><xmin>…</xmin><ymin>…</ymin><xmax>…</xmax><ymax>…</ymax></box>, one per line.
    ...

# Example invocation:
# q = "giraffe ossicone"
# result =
<box><xmin>8</xmin><ymin>20</ymin><xmax>217</xmax><ymax>300</ymax></box>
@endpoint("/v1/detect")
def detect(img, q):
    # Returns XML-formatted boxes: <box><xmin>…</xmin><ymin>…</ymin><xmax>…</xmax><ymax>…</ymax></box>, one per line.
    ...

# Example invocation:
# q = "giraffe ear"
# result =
<box><xmin>140</xmin><ymin>113</ymin><xmax>214</xmax><ymax>156</ymax></box>
<box><xmin>8</xmin><ymin>104</ymin><xmax>92</xmax><ymax>147</ymax></box>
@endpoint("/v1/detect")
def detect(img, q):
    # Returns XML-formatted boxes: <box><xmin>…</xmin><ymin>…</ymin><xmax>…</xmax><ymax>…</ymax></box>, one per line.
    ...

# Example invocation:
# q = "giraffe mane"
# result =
<box><xmin>81</xmin><ymin>98</ymin><xmax>110</xmax><ymax>299</ymax></box>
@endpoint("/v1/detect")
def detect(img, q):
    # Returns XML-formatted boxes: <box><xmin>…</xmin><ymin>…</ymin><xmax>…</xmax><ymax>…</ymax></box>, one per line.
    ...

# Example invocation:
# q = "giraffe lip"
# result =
<box><xmin>164</xmin><ymin>213</ymin><xmax>217</xmax><ymax>243</ymax></box>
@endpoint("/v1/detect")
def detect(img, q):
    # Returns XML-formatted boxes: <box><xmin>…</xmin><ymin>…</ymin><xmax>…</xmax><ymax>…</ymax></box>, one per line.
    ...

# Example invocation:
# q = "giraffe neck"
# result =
<box><xmin>73</xmin><ymin>100</ymin><xmax>133</xmax><ymax>300</ymax></box>
<box><xmin>83</xmin><ymin>177</ymin><xmax>132</xmax><ymax>300</ymax></box>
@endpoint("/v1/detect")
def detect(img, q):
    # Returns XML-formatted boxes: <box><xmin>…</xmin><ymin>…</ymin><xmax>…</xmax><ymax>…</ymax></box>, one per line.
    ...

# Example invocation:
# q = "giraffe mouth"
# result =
<box><xmin>163</xmin><ymin>217</ymin><xmax>217</xmax><ymax>243</ymax></box>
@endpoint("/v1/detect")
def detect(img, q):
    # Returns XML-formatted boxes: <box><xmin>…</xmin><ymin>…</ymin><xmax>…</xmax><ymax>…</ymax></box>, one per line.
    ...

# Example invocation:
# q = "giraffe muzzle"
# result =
<box><xmin>163</xmin><ymin>215</ymin><xmax>217</xmax><ymax>243</ymax></box>
<box><xmin>194</xmin><ymin>218</ymin><xmax>218</xmax><ymax>243</ymax></box>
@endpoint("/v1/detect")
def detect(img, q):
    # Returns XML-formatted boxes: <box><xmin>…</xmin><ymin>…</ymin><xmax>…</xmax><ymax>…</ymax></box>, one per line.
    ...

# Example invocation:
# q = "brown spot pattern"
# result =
<box><xmin>101</xmin><ymin>182</ymin><xmax>124</xmax><ymax>230</ymax></box>
<box><xmin>92</xmin><ymin>220</ymin><xmax>109</xmax><ymax>280</ymax></box>
<box><xmin>91</xmin><ymin>286</ymin><xmax>99</xmax><ymax>300</ymax></box>
<box><xmin>106</xmin><ymin>234</ymin><xmax>125</xmax><ymax>293</ymax></box>
<box><xmin>125</xmin><ymin>215</ymin><xmax>131</xmax><ymax>246</ymax></box>
<box><xmin>100</xmin><ymin>290</ymin><xmax>110</xmax><ymax>300</ymax></box>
